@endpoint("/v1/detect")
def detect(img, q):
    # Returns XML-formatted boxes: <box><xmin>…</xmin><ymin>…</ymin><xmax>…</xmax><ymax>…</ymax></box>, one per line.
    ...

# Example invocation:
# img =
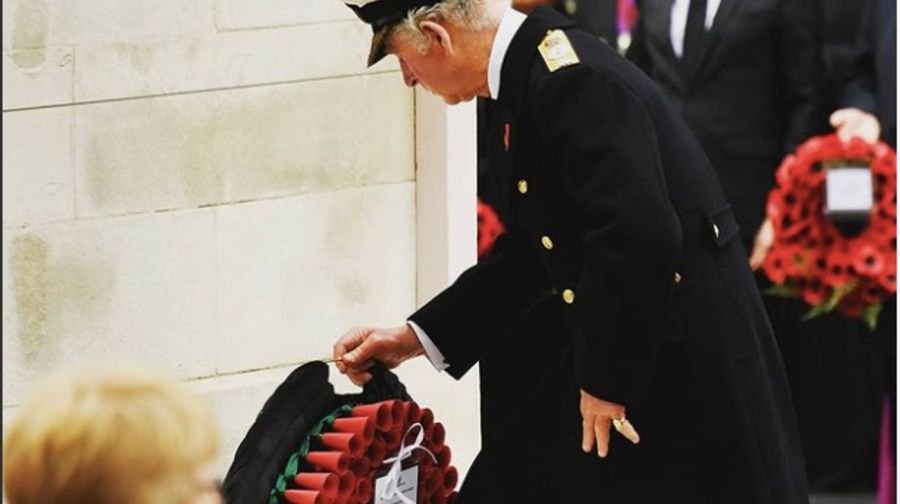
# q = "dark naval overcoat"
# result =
<box><xmin>409</xmin><ymin>7</ymin><xmax>809</xmax><ymax>503</ymax></box>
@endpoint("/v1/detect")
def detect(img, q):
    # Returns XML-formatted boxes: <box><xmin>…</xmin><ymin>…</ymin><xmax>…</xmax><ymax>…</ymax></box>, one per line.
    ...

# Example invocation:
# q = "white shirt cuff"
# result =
<box><xmin>407</xmin><ymin>320</ymin><xmax>449</xmax><ymax>371</ymax></box>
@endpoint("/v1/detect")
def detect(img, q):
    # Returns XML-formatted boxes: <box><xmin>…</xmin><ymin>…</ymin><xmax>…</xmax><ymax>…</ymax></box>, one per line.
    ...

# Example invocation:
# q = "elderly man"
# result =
<box><xmin>334</xmin><ymin>0</ymin><xmax>808</xmax><ymax>502</ymax></box>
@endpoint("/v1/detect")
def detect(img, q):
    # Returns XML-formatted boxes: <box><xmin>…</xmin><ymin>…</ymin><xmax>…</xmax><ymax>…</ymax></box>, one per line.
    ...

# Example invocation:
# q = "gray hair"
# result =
<box><xmin>392</xmin><ymin>0</ymin><xmax>503</xmax><ymax>54</ymax></box>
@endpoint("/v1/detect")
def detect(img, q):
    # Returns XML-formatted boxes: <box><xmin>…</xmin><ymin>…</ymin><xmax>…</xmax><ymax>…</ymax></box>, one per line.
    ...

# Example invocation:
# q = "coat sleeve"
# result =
<box><xmin>408</xmin><ymin>230</ymin><xmax>552</xmax><ymax>380</ymax></box>
<box><xmin>780</xmin><ymin>0</ymin><xmax>824</xmax><ymax>150</ymax></box>
<box><xmin>532</xmin><ymin>66</ymin><xmax>683</xmax><ymax>406</ymax></box>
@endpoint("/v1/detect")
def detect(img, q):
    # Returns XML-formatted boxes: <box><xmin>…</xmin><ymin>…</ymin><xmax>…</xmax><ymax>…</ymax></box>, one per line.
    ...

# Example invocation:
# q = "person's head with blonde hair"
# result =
<box><xmin>3</xmin><ymin>366</ymin><xmax>221</xmax><ymax>504</ymax></box>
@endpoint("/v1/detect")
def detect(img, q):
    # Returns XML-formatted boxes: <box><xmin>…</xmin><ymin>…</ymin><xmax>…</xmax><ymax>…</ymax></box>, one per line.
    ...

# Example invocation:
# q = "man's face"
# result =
<box><xmin>389</xmin><ymin>29</ymin><xmax>480</xmax><ymax>105</ymax></box>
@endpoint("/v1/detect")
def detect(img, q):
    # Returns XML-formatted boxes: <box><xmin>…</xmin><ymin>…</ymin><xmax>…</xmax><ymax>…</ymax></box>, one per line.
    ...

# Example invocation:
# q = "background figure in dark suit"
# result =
<box><xmin>830</xmin><ymin>0</ymin><xmax>896</xmax><ymax>500</ymax></box>
<box><xmin>626</xmin><ymin>0</ymin><xmax>837</xmax><ymax>493</ymax></box>
<box><xmin>627</xmin><ymin>0</ymin><xmax>822</xmax><ymax>251</ymax></box>
<box><xmin>832</xmin><ymin>0</ymin><xmax>896</xmax><ymax>149</ymax></box>
<box><xmin>746</xmin><ymin>0</ymin><xmax>896</xmax><ymax>494</ymax></box>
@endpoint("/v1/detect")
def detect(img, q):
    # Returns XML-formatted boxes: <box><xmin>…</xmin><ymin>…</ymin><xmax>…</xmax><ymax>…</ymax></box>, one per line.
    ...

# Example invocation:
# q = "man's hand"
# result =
<box><xmin>750</xmin><ymin>218</ymin><xmax>774</xmax><ymax>271</ymax></box>
<box><xmin>333</xmin><ymin>325</ymin><xmax>425</xmax><ymax>386</ymax></box>
<box><xmin>830</xmin><ymin>108</ymin><xmax>881</xmax><ymax>145</ymax></box>
<box><xmin>580</xmin><ymin>390</ymin><xmax>640</xmax><ymax>458</ymax></box>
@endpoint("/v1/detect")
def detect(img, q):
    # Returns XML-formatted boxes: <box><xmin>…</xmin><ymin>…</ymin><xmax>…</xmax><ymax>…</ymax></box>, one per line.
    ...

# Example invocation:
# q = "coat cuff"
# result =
<box><xmin>407</xmin><ymin>320</ymin><xmax>449</xmax><ymax>371</ymax></box>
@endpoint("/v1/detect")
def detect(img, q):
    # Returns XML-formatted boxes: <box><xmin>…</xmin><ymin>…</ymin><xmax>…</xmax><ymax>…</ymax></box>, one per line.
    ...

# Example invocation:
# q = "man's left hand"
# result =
<box><xmin>580</xmin><ymin>389</ymin><xmax>640</xmax><ymax>458</ymax></box>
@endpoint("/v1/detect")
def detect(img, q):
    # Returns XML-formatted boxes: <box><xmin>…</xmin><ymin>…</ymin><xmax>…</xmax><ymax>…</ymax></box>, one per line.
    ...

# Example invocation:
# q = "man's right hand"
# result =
<box><xmin>333</xmin><ymin>325</ymin><xmax>425</xmax><ymax>386</ymax></box>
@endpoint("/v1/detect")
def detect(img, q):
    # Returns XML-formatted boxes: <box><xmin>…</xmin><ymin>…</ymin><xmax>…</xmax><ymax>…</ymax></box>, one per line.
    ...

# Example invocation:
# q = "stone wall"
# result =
<box><xmin>1</xmin><ymin>0</ymin><xmax>484</xmax><ymax>482</ymax></box>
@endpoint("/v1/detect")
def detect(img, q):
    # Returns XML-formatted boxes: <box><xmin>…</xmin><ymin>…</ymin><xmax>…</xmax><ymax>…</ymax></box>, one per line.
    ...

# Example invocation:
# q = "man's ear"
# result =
<box><xmin>419</xmin><ymin>20</ymin><xmax>454</xmax><ymax>55</ymax></box>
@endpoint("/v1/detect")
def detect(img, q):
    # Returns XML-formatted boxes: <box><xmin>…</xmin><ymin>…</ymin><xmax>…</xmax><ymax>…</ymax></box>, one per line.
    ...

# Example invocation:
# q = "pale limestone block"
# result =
<box><xmin>1</xmin><ymin>210</ymin><xmax>218</xmax><ymax>406</ymax></box>
<box><xmin>74</xmin><ymin>72</ymin><xmax>414</xmax><ymax>218</ymax></box>
<box><xmin>2</xmin><ymin>108</ymin><xmax>74</xmax><ymax>227</ymax></box>
<box><xmin>2</xmin><ymin>0</ymin><xmax>74</xmax><ymax>108</ymax></box>
<box><xmin>4</xmin><ymin>0</ymin><xmax>216</xmax><ymax>50</ymax></box>
<box><xmin>74</xmin><ymin>21</ymin><xmax>396</xmax><ymax>103</ymax></box>
<box><xmin>2</xmin><ymin>46</ymin><xmax>74</xmax><ymax>110</ymax></box>
<box><xmin>60</xmin><ymin>0</ymin><xmax>217</xmax><ymax>46</ymax></box>
<box><xmin>214</xmin><ymin>0</ymin><xmax>353</xmax><ymax>31</ymax></box>
<box><xmin>215</xmin><ymin>183</ymin><xmax>416</xmax><ymax>373</ymax></box>
<box><xmin>1</xmin><ymin>0</ymin><xmax>13</xmax><ymax>52</ymax></box>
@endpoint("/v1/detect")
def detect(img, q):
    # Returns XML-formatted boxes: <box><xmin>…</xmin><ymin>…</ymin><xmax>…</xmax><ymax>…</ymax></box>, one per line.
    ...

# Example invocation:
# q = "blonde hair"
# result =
<box><xmin>3</xmin><ymin>367</ymin><xmax>219</xmax><ymax>504</ymax></box>
<box><xmin>392</xmin><ymin>0</ymin><xmax>503</xmax><ymax>54</ymax></box>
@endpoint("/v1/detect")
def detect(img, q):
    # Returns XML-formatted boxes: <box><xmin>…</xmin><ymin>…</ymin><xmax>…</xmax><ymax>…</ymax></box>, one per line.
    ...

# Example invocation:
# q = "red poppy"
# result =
<box><xmin>784</xmin><ymin>246</ymin><xmax>817</xmax><ymax>278</ymax></box>
<box><xmin>844</xmin><ymin>137</ymin><xmax>872</xmax><ymax>160</ymax></box>
<box><xmin>801</xmin><ymin>278</ymin><xmax>831</xmax><ymax>306</ymax></box>
<box><xmin>879</xmin><ymin>190</ymin><xmax>897</xmax><ymax>218</ymax></box>
<box><xmin>878</xmin><ymin>269</ymin><xmax>897</xmax><ymax>294</ymax></box>
<box><xmin>775</xmin><ymin>157</ymin><xmax>795</xmax><ymax>190</ymax></box>
<box><xmin>808</xmin><ymin>249</ymin><xmax>829</xmax><ymax>280</ymax></box>
<box><xmin>859</xmin><ymin>281</ymin><xmax>885</xmax><ymax>305</ymax></box>
<box><xmin>767</xmin><ymin>188</ymin><xmax>787</xmax><ymax>222</ymax></box>
<box><xmin>837</xmin><ymin>290</ymin><xmax>866</xmax><ymax>318</ymax></box>
<box><xmin>851</xmin><ymin>242</ymin><xmax>886</xmax><ymax>277</ymax></box>
<box><xmin>824</xmin><ymin>247</ymin><xmax>853</xmax><ymax>288</ymax></box>
<box><xmin>871</xmin><ymin>224</ymin><xmax>897</xmax><ymax>253</ymax></box>
<box><xmin>795</xmin><ymin>138</ymin><xmax>825</xmax><ymax>169</ymax></box>
<box><xmin>873</xmin><ymin>143</ymin><xmax>896</xmax><ymax>167</ymax></box>
<box><xmin>763</xmin><ymin>247</ymin><xmax>790</xmax><ymax>285</ymax></box>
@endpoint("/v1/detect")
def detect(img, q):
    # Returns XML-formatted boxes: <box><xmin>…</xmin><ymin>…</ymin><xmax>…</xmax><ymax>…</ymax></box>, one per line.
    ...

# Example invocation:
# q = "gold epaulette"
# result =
<box><xmin>538</xmin><ymin>29</ymin><xmax>580</xmax><ymax>72</ymax></box>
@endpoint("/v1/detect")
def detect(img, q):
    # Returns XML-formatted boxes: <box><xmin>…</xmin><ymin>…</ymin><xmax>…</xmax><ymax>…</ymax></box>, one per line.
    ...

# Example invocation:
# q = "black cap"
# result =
<box><xmin>343</xmin><ymin>0</ymin><xmax>443</xmax><ymax>66</ymax></box>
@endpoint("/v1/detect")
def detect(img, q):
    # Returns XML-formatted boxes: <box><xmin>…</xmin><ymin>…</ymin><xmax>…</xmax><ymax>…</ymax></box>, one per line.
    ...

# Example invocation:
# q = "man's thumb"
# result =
<box><xmin>344</xmin><ymin>338</ymin><xmax>374</xmax><ymax>365</ymax></box>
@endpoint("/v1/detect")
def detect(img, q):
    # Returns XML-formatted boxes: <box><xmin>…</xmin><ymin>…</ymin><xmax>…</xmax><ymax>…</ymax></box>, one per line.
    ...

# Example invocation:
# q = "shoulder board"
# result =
<box><xmin>538</xmin><ymin>29</ymin><xmax>580</xmax><ymax>72</ymax></box>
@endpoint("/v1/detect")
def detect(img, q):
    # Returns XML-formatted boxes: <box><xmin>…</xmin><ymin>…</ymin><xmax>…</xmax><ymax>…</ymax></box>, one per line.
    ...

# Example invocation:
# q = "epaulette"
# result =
<box><xmin>538</xmin><ymin>29</ymin><xmax>580</xmax><ymax>72</ymax></box>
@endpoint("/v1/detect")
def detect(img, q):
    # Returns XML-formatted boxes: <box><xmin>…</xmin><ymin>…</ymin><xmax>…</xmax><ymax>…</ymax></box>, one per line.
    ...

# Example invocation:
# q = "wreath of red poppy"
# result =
<box><xmin>279</xmin><ymin>400</ymin><xmax>459</xmax><ymax>504</ymax></box>
<box><xmin>763</xmin><ymin>134</ymin><xmax>897</xmax><ymax>328</ymax></box>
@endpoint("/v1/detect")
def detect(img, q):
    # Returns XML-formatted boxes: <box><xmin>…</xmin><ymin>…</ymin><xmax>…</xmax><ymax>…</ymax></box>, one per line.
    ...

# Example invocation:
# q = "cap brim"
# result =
<box><xmin>367</xmin><ymin>24</ymin><xmax>392</xmax><ymax>67</ymax></box>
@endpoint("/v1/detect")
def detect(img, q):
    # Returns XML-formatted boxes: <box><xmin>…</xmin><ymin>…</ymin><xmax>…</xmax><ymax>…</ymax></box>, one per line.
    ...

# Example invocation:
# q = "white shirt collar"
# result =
<box><xmin>488</xmin><ymin>7</ymin><xmax>527</xmax><ymax>100</ymax></box>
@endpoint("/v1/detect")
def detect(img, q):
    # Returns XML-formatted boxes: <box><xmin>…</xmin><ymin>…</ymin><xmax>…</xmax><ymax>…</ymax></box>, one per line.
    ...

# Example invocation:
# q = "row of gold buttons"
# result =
<box><xmin>518</xmin><ymin>177</ymin><xmax>575</xmax><ymax>305</ymax></box>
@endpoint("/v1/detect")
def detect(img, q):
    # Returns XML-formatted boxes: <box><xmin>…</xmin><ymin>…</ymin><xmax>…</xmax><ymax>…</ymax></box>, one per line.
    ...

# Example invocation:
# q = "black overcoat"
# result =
<box><xmin>409</xmin><ymin>7</ymin><xmax>808</xmax><ymax>504</ymax></box>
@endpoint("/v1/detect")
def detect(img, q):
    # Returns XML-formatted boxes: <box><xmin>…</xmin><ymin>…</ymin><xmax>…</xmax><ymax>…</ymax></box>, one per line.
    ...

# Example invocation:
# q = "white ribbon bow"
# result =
<box><xmin>379</xmin><ymin>423</ymin><xmax>437</xmax><ymax>504</ymax></box>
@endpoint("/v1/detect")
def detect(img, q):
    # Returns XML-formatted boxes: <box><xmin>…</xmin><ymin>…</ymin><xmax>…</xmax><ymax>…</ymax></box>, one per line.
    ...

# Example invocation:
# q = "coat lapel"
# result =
<box><xmin>684</xmin><ymin>0</ymin><xmax>741</xmax><ymax>89</ymax></box>
<box><xmin>644</xmin><ymin>0</ymin><xmax>688</xmax><ymax>93</ymax></box>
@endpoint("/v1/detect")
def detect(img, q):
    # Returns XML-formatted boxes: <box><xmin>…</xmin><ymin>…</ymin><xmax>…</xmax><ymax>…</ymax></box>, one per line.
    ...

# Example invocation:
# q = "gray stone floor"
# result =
<box><xmin>810</xmin><ymin>494</ymin><xmax>877</xmax><ymax>504</ymax></box>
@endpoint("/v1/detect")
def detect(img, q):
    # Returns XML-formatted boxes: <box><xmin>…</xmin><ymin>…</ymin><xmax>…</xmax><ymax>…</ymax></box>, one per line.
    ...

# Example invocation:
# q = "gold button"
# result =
<box><xmin>517</xmin><ymin>179</ymin><xmax>528</xmax><ymax>194</ymax></box>
<box><xmin>541</xmin><ymin>235</ymin><xmax>554</xmax><ymax>250</ymax></box>
<box><xmin>674</xmin><ymin>272</ymin><xmax>683</xmax><ymax>284</ymax></box>
<box><xmin>562</xmin><ymin>289</ymin><xmax>576</xmax><ymax>304</ymax></box>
